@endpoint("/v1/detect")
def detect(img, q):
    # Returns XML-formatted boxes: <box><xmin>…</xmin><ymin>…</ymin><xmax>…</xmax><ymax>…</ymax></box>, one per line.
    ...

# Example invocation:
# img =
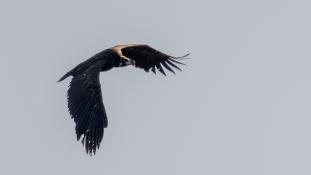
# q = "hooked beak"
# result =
<box><xmin>119</xmin><ymin>58</ymin><xmax>135</xmax><ymax>67</ymax></box>
<box><xmin>129</xmin><ymin>59</ymin><xmax>135</xmax><ymax>66</ymax></box>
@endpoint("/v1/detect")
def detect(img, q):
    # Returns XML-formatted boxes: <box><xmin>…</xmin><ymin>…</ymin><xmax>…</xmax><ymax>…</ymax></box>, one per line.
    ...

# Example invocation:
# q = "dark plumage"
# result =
<box><xmin>58</xmin><ymin>44</ymin><xmax>189</xmax><ymax>155</ymax></box>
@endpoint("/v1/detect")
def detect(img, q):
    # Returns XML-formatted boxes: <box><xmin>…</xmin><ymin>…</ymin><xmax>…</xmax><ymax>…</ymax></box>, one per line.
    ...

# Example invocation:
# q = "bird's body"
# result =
<box><xmin>58</xmin><ymin>44</ymin><xmax>189</xmax><ymax>155</ymax></box>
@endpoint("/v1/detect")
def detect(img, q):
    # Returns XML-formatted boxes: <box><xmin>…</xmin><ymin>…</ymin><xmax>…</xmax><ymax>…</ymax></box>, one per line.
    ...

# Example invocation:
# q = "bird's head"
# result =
<box><xmin>111</xmin><ymin>45</ymin><xmax>136</xmax><ymax>67</ymax></box>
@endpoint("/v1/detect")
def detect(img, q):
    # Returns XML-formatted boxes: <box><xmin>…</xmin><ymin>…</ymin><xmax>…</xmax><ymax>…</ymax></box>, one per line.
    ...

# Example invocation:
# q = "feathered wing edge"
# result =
<box><xmin>121</xmin><ymin>45</ymin><xmax>190</xmax><ymax>76</ymax></box>
<box><xmin>149</xmin><ymin>53</ymin><xmax>190</xmax><ymax>76</ymax></box>
<box><xmin>66</xmin><ymin>65</ymin><xmax>108</xmax><ymax>155</ymax></box>
<box><xmin>169</xmin><ymin>53</ymin><xmax>191</xmax><ymax>60</ymax></box>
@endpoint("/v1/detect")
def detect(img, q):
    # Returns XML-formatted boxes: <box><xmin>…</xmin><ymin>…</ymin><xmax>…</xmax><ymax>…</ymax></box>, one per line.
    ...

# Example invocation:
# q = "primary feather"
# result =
<box><xmin>121</xmin><ymin>45</ymin><xmax>189</xmax><ymax>75</ymax></box>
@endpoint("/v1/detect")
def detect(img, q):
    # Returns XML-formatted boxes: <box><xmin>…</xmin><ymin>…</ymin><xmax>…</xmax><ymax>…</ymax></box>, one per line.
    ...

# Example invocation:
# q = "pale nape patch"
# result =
<box><xmin>111</xmin><ymin>44</ymin><xmax>145</xmax><ymax>60</ymax></box>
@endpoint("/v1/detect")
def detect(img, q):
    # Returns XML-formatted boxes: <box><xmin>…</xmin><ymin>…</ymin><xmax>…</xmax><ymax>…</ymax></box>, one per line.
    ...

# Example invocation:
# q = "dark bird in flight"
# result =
<box><xmin>58</xmin><ymin>44</ymin><xmax>189</xmax><ymax>155</ymax></box>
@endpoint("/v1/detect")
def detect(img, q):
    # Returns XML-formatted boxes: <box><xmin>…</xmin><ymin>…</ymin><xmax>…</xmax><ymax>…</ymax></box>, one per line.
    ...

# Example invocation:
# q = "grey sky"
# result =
<box><xmin>0</xmin><ymin>0</ymin><xmax>311</xmax><ymax>174</ymax></box>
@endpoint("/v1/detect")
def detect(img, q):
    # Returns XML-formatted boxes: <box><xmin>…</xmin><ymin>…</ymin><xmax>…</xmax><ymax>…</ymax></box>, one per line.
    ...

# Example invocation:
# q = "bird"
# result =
<box><xmin>58</xmin><ymin>44</ymin><xmax>189</xmax><ymax>155</ymax></box>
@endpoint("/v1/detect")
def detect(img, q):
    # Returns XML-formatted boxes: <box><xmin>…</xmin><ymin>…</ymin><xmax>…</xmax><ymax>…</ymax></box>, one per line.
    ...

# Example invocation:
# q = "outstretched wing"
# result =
<box><xmin>67</xmin><ymin>64</ymin><xmax>107</xmax><ymax>155</ymax></box>
<box><xmin>121</xmin><ymin>45</ymin><xmax>189</xmax><ymax>75</ymax></box>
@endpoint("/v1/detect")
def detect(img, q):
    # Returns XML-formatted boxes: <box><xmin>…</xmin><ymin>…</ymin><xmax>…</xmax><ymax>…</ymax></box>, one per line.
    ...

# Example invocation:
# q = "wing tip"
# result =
<box><xmin>169</xmin><ymin>53</ymin><xmax>191</xmax><ymax>60</ymax></box>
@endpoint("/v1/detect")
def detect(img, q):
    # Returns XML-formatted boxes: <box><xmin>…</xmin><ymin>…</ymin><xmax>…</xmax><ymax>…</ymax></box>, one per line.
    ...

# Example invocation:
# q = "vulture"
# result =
<box><xmin>58</xmin><ymin>44</ymin><xmax>189</xmax><ymax>155</ymax></box>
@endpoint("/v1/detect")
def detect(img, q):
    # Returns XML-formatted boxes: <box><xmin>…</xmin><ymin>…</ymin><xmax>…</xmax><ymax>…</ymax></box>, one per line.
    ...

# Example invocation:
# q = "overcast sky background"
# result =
<box><xmin>1</xmin><ymin>0</ymin><xmax>311</xmax><ymax>174</ymax></box>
